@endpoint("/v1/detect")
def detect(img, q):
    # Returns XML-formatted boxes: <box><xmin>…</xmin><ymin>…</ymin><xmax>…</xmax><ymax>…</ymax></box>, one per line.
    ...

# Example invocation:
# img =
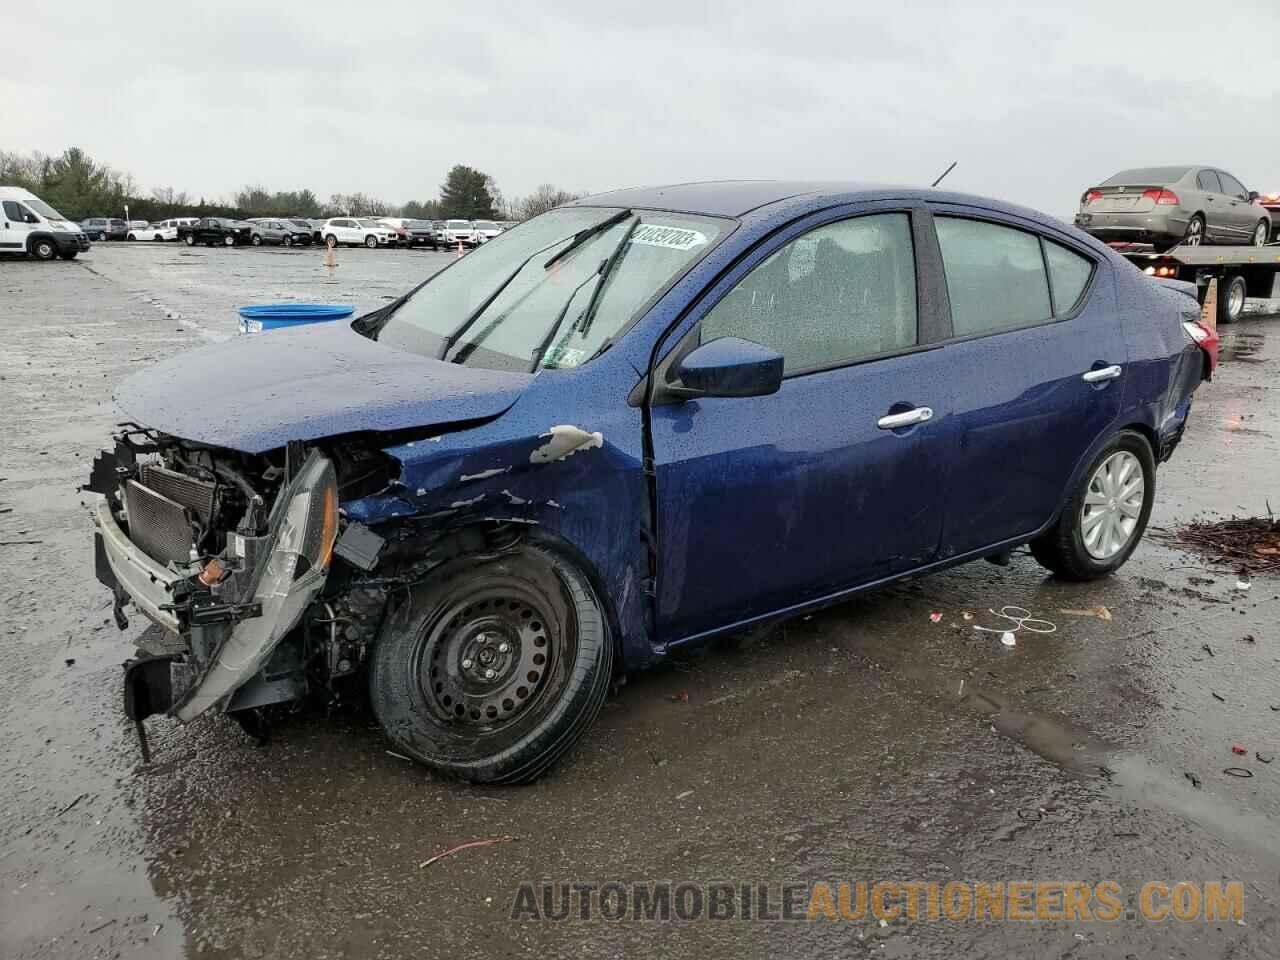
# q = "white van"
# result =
<box><xmin>0</xmin><ymin>187</ymin><xmax>91</xmax><ymax>260</ymax></box>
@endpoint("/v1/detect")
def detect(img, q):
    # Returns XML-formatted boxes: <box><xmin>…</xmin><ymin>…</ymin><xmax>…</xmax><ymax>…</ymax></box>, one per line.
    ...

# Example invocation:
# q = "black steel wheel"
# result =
<box><xmin>30</xmin><ymin>238</ymin><xmax>57</xmax><ymax>261</ymax></box>
<box><xmin>370</xmin><ymin>543</ymin><xmax>612</xmax><ymax>783</ymax></box>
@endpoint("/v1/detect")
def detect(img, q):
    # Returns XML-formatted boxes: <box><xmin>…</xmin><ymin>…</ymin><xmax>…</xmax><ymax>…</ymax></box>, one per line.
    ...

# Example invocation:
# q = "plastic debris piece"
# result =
<box><xmin>1202</xmin><ymin>643</ymin><xmax>1215</xmax><ymax>657</ymax></box>
<box><xmin>675</xmin><ymin>789</ymin><xmax>694</xmax><ymax>800</ymax></box>
<box><xmin>1257</xmin><ymin>753</ymin><xmax>1273</xmax><ymax>764</ymax></box>
<box><xmin>962</xmin><ymin>611</ymin><xmax>974</xmax><ymax>621</ymax></box>
<box><xmin>1000</xmin><ymin>632</ymin><xmax>1017</xmax><ymax>647</ymax></box>
<box><xmin>1058</xmin><ymin>606</ymin><xmax>1112</xmax><ymax>622</ymax></box>
<box><xmin>1185</xmin><ymin>772</ymin><xmax>1202</xmax><ymax>789</ymax></box>
<box><xmin>1232</xmin><ymin>745</ymin><xmax>1247</xmax><ymax>755</ymax></box>
<box><xmin>929</xmin><ymin>612</ymin><xmax>943</xmax><ymax>623</ymax></box>
<box><xmin>1236</xmin><ymin>576</ymin><xmax>1251</xmax><ymax>591</ymax></box>
<box><xmin>1223</xmin><ymin>767</ymin><xmax>1253</xmax><ymax>778</ymax></box>
<box><xmin>1212</xmin><ymin>692</ymin><xmax>1227</xmax><ymax>702</ymax></box>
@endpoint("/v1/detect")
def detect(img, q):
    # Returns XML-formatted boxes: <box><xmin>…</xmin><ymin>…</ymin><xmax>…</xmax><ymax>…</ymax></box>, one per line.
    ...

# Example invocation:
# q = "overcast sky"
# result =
<box><xmin>5</xmin><ymin>1</ymin><xmax>1279</xmax><ymax>215</ymax></box>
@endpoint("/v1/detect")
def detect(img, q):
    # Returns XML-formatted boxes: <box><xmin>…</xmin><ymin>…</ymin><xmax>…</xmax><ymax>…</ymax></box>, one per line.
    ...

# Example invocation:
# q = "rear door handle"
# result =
<box><xmin>1082</xmin><ymin>365</ymin><xmax>1122</xmax><ymax>383</ymax></box>
<box><xmin>877</xmin><ymin>406</ymin><xmax>933</xmax><ymax>430</ymax></box>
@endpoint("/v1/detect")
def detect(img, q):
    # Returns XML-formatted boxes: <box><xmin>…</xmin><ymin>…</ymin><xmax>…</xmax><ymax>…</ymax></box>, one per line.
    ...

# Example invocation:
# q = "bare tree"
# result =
<box><xmin>515</xmin><ymin>184</ymin><xmax>583</xmax><ymax>220</ymax></box>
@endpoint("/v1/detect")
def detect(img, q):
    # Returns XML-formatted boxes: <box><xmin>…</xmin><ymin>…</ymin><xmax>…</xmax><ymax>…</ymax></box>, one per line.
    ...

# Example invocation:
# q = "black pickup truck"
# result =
<box><xmin>178</xmin><ymin>218</ymin><xmax>253</xmax><ymax>247</ymax></box>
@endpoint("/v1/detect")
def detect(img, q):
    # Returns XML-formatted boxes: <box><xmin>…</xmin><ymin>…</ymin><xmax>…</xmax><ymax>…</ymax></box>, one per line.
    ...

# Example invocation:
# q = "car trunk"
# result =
<box><xmin>1086</xmin><ymin>185</ymin><xmax>1162</xmax><ymax>214</ymax></box>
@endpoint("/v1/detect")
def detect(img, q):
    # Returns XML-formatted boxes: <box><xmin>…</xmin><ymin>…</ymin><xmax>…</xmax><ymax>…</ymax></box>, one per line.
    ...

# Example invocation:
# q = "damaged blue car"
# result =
<box><xmin>88</xmin><ymin>181</ymin><xmax>1216</xmax><ymax>782</ymax></box>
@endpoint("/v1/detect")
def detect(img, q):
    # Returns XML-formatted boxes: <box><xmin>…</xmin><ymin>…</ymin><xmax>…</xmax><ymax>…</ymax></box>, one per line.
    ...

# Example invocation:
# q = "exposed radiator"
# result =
<box><xmin>123</xmin><ymin>480</ymin><xmax>194</xmax><ymax>565</ymax></box>
<box><xmin>139</xmin><ymin>463</ymin><xmax>215</xmax><ymax>522</ymax></box>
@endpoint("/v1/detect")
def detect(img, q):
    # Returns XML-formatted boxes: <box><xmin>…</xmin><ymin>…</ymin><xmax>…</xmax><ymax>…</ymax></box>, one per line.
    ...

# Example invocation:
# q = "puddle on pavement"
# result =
<box><xmin>1219</xmin><ymin>328</ymin><xmax>1267</xmax><ymax>364</ymax></box>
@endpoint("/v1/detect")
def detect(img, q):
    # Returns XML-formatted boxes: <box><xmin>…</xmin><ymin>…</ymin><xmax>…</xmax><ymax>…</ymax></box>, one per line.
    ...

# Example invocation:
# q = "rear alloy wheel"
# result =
<box><xmin>283</xmin><ymin>235</ymin><xmax>292</xmax><ymax>247</ymax></box>
<box><xmin>1252</xmin><ymin>219</ymin><xmax>1270</xmax><ymax>247</ymax></box>
<box><xmin>1031</xmin><ymin>430</ymin><xmax>1154</xmax><ymax>580</ymax></box>
<box><xmin>1219</xmin><ymin>274</ymin><xmax>1247</xmax><ymax>325</ymax></box>
<box><xmin>325</xmin><ymin>234</ymin><xmax>338</xmax><ymax>248</ymax></box>
<box><xmin>1183</xmin><ymin>215</ymin><xmax>1205</xmax><ymax>247</ymax></box>
<box><xmin>251</xmin><ymin>234</ymin><xmax>262</xmax><ymax>246</ymax></box>
<box><xmin>30</xmin><ymin>238</ymin><xmax>57</xmax><ymax>261</ymax></box>
<box><xmin>364</xmin><ymin>234</ymin><xmax>378</xmax><ymax>249</ymax></box>
<box><xmin>223</xmin><ymin>234</ymin><xmax>236</xmax><ymax>247</ymax></box>
<box><xmin>370</xmin><ymin>544</ymin><xmax>612</xmax><ymax>783</ymax></box>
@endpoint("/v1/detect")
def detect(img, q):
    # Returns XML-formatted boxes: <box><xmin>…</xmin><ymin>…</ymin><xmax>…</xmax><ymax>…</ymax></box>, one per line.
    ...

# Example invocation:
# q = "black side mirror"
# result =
<box><xmin>1248</xmin><ymin>190</ymin><xmax>1260</xmax><ymax>202</ymax></box>
<box><xmin>672</xmin><ymin>336</ymin><xmax>784</xmax><ymax>399</ymax></box>
<box><xmin>24</xmin><ymin>213</ymin><xmax>39</xmax><ymax>224</ymax></box>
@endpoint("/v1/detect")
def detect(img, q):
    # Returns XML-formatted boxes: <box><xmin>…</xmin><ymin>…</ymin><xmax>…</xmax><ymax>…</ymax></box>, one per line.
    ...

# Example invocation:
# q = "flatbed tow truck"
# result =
<box><xmin>1111</xmin><ymin>242</ymin><xmax>1280</xmax><ymax>325</ymax></box>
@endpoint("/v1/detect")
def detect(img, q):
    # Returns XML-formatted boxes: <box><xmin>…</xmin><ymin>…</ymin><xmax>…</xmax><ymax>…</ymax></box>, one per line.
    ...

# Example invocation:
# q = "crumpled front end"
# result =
<box><xmin>88</xmin><ymin>430</ymin><xmax>338</xmax><ymax>729</ymax></box>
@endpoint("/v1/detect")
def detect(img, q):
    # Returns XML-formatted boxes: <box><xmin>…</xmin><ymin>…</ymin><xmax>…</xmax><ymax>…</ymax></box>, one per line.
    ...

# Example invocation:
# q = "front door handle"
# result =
<box><xmin>877</xmin><ymin>406</ymin><xmax>933</xmax><ymax>430</ymax></box>
<box><xmin>1082</xmin><ymin>365</ymin><xmax>1122</xmax><ymax>383</ymax></box>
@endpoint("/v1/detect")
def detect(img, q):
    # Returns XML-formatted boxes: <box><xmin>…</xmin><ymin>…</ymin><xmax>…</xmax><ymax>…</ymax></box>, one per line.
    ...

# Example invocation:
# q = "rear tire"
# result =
<box><xmin>369</xmin><ymin>543</ymin><xmax>612</xmax><ymax>783</ymax></box>
<box><xmin>1030</xmin><ymin>430</ymin><xmax>1155</xmax><ymax>581</ymax></box>
<box><xmin>184</xmin><ymin>234</ymin><xmax>195</xmax><ymax>246</ymax></box>
<box><xmin>251</xmin><ymin>234</ymin><xmax>262</xmax><ymax>246</ymax></box>
<box><xmin>1218</xmin><ymin>274</ymin><xmax>1247</xmax><ymax>325</ymax></box>
<box><xmin>325</xmin><ymin>234</ymin><xmax>338</xmax><ymax>248</ymax></box>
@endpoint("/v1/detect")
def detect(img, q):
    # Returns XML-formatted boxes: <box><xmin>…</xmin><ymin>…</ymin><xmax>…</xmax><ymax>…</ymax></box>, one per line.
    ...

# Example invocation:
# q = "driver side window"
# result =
<box><xmin>699</xmin><ymin>213</ymin><xmax>918</xmax><ymax>375</ymax></box>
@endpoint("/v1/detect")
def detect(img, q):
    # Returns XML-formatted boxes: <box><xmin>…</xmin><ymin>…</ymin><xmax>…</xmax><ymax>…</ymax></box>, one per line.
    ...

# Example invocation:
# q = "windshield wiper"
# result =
<box><xmin>575</xmin><ymin>215</ymin><xmax>640</xmax><ymax>339</ymax></box>
<box><xmin>434</xmin><ymin>234</ymin><xmax>571</xmax><ymax>360</ymax></box>
<box><xmin>528</xmin><ymin>215</ymin><xmax>641</xmax><ymax>371</ymax></box>
<box><xmin>526</xmin><ymin>262</ymin><xmax>610</xmax><ymax>373</ymax></box>
<box><xmin>543</xmin><ymin>209</ymin><xmax>632</xmax><ymax>271</ymax></box>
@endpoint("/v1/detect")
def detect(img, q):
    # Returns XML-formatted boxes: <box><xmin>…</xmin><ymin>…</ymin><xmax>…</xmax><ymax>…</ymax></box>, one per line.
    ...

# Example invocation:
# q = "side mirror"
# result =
<box><xmin>24</xmin><ymin>213</ymin><xmax>39</xmax><ymax>224</ymax></box>
<box><xmin>673</xmin><ymin>336</ymin><xmax>784</xmax><ymax>399</ymax></box>
<box><xmin>1248</xmin><ymin>190</ymin><xmax>1260</xmax><ymax>202</ymax></box>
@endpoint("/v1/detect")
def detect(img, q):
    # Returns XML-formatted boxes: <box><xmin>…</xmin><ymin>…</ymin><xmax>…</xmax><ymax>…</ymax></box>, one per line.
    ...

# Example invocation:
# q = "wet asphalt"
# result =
<box><xmin>2</xmin><ymin>242</ymin><xmax>1279</xmax><ymax>958</ymax></box>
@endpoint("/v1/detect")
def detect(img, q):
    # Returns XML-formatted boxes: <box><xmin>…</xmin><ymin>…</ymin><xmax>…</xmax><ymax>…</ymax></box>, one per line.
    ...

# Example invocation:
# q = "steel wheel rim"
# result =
<box><xmin>1080</xmin><ymin>450</ymin><xmax>1144</xmax><ymax>560</ymax></box>
<box><xmin>414</xmin><ymin>585</ymin><xmax>556</xmax><ymax>730</ymax></box>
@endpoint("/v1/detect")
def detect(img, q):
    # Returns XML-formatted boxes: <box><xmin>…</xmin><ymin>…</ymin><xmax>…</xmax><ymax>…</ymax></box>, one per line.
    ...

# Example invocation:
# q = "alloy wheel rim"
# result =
<box><xmin>1080</xmin><ymin>450</ymin><xmax>1144</xmax><ymax>560</ymax></box>
<box><xmin>1186</xmin><ymin>221</ymin><xmax>1202</xmax><ymax>246</ymax></box>
<box><xmin>1255</xmin><ymin>222</ymin><xmax>1269</xmax><ymax>246</ymax></box>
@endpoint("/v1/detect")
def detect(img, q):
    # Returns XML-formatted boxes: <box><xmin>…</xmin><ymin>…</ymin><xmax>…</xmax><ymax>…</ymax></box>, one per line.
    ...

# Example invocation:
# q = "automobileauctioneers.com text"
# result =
<box><xmin>510</xmin><ymin>880</ymin><xmax>1245</xmax><ymax>924</ymax></box>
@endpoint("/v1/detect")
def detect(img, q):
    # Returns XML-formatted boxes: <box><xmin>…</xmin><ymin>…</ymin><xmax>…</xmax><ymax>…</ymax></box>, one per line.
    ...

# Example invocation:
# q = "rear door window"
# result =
<box><xmin>700</xmin><ymin>212</ymin><xmax>918</xmax><ymax>375</ymax></box>
<box><xmin>1197</xmin><ymin>170</ymin><xmax>1222</xmax><ymax>193</ymax></box>
<box><xmin>934</xmin><ymin>217</ymin><xmax>1052</xmax><ymax>336</ymax></box>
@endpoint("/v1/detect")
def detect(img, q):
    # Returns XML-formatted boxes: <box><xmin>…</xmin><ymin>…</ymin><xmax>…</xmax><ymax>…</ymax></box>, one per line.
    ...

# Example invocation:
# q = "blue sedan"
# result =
<box><xmin>91</xmin><ymin>181</ymin><xmax>1215</xmax><ymax>781</ymax></box>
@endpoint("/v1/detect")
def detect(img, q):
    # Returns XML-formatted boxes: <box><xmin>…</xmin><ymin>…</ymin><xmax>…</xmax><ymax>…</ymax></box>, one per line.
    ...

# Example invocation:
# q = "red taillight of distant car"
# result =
<box><xmin>1183</xmin><ymin>320</ymin><xmax>1219</xmax><ymax>374</ymax></box>
<box><xmin>1141</xmin><ymin>189</ymin><xmax>1179</xmax><ymax>205</ymax></box>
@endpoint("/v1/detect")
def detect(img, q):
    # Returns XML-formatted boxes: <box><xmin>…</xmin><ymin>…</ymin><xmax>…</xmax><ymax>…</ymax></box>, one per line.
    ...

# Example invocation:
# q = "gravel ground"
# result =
<box><xmin>2</xmin><ymin>242</ymin><xmax>1279</xmax><ymax>959</ymax></box>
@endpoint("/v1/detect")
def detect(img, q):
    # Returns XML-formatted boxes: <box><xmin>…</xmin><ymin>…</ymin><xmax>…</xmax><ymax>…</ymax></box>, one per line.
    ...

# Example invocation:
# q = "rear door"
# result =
<box><xmin>650</xmin><ymin>204</ymin><xmax>953</xmax><ymax>642</ymax></box>
<box><xmin>1195</xmin><ymin>170</ymin><xmax>1230</xmax><ymax>241</ymax></box>
<box><xmin>924</xmin><ymin>208</ymin><xmax>1124</xmax><ymax>555</ymax></box>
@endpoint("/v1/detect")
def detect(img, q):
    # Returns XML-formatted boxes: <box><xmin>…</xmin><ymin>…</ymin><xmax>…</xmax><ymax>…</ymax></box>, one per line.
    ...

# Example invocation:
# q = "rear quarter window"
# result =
<box><xmin>1044</xmin><ymin>241</ymin><xmax>1094</xmax><ymax>313</ymax></box>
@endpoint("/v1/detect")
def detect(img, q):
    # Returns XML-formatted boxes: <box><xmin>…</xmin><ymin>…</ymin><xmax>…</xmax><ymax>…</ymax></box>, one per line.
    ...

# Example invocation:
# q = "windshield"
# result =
<box><xmin>26</xmin><ymin>196</ymin><xmax>67</xmax><ymax>220</ymax></box>
<box><xmin>447</xmin><ymin>220</ymin><xmax>470</xmax><ymax>229</ymax></box>
<box><xmin>376</xmin><ymin>207</ymin><xmax>730</xmax><ymax>372</ymax></box>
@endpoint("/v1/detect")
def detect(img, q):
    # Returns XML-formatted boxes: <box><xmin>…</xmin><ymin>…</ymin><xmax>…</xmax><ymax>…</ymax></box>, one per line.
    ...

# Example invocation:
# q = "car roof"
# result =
<box><xmin>566</xmin><ymin>179</ymin><xmax>1085</xmax><ymax>239</ymax></box>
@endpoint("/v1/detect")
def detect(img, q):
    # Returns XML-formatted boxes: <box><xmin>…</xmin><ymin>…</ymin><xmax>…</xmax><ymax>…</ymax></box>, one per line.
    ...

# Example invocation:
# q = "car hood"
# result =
<box><xmin>115</xmin><ymin>322</ymin><xmax>533</xmax><ymax>453</ymax></box>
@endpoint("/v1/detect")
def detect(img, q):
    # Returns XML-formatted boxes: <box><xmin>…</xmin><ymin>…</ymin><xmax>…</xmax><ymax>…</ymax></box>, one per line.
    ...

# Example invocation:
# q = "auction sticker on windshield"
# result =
<box><xmin>629</xmin><ymin>224</ymin><xmax>708</xmax><ymax>251</ymax></box>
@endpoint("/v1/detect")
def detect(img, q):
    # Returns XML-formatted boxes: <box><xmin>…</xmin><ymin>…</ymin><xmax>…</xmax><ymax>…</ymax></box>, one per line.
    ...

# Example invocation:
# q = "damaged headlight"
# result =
<box><xmin>173</xmin><ymin>452</ymin><xmax>337</xmax><ymax>721</ymax></box>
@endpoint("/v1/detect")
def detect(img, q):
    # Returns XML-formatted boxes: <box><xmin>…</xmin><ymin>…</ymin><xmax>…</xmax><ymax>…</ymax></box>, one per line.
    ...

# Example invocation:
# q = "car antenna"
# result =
<box><xmin>930</xmin><ymin>161</ymin><xmax>958</xmax><ymax>188</ymax></box>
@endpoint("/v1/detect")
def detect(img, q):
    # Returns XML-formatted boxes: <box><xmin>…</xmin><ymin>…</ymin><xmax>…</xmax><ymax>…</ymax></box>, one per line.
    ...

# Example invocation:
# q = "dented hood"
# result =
<box><xmin>115</xmin><ymin>322</ymin><xmax>532</xmax><ymax>453</ymax></box>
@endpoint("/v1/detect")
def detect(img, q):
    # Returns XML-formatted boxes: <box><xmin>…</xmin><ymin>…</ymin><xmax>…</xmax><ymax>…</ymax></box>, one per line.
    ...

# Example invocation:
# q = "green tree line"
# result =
<box><xmin>1</xmin><ymin>147</ymin><xmax>583</xmax><ymax>222</ymax></box>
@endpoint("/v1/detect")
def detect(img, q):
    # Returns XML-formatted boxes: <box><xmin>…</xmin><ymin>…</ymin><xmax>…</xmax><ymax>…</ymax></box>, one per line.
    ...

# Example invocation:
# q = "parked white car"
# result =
<box><xmin>128</xmin><ymin>219</ymin><xmax>181</xmax><ymax>241</ymax></box>
<box><xmin>321</xmin><ymin>217</ymin><xmax>396</xmax><ymax>248</ymax></box>
<box><xmin>441</xmin><ymin>219</ymin><xmax>479</xmax><ymax>247</ymax></box>
<box><xmin>472</xmin><ymin>219</ymin><xmax>503</xmax><ymax>243</ymax></box>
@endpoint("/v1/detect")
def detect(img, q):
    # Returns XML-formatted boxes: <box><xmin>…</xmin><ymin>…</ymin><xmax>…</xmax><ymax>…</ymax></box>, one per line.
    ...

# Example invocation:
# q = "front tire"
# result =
<box><xmin>369</xmin><ymin>543</ymin><xmax>612</xmax><ymax>783</ymax></box>
<box><xmin>1252</xmin><ymin>219</ymin><xmax>1270</xmax><ymax>247</ymax></box>
<box><xmin>1031</xmin><ymin>430</ymin><xmax>1155</xmax><ymax>581</ymax></box>
<box><xmin>1182</xmin><ymin>214</ymin><xmax>1205</xmax><ymax>248</ymax></box>
<box><xmin>364</xmin><ymin>234</ymin><xmax>378</xmax><ymax>249</ymax></box>
<box><xmin>251</xmin><ymin>234</ymin><xmax>262</xmax><ymax>246</ymax></box>
<box><xmin>30</xmin><ymin>238</ymin><xmax>57</xmax><ymax>261</ymax></box>
<box><xmin>325</xmin><ymin>234</ymin><xmax>338</xmax><ymax>248</ymax></box>
<box><xmin>184</xmin><ymin>234</ymin><xmax>195</xmax><ymax>246</ymax></box>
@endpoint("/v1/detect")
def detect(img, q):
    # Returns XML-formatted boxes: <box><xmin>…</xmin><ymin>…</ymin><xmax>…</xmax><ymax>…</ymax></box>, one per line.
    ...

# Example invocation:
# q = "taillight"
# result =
<box><xmin>1142</xmin><ymin>189</ymin><xmax>1179</xmax><ymax>205</ymax></box>
<box><xmin>1183</xmin><ymin>320</ymin><xmax>1219</xmax><ymax>375</ymax></box>
<box><xmin>1084</xmin><ymin>190</ymin><xmax>1102</xmax><ymax>204</ymax></box>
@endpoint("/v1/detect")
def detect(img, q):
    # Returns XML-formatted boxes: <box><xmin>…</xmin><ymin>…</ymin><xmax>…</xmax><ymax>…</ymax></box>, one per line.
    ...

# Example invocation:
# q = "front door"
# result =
<box><xmin>2</xmin><ymin>200</ymin><xmax>32</xmax><ymax>253</ymax></box>
<box><xmin>650</xmin><ymin>207</ymin><xmax>951</xmax><ymax>643</ymax></box>
<box><xmin>925</xmin><ymin>209</ymin><xmax>1126</xmax><ymax>554</ymax></box>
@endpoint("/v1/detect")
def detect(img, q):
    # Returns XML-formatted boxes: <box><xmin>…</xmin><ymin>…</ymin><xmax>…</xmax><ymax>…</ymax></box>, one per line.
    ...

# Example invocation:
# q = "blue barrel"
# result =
<box><xmin>237</xmin><ymin>303</ymin><xmax>355</xmax><ymax>334</ymax></box>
